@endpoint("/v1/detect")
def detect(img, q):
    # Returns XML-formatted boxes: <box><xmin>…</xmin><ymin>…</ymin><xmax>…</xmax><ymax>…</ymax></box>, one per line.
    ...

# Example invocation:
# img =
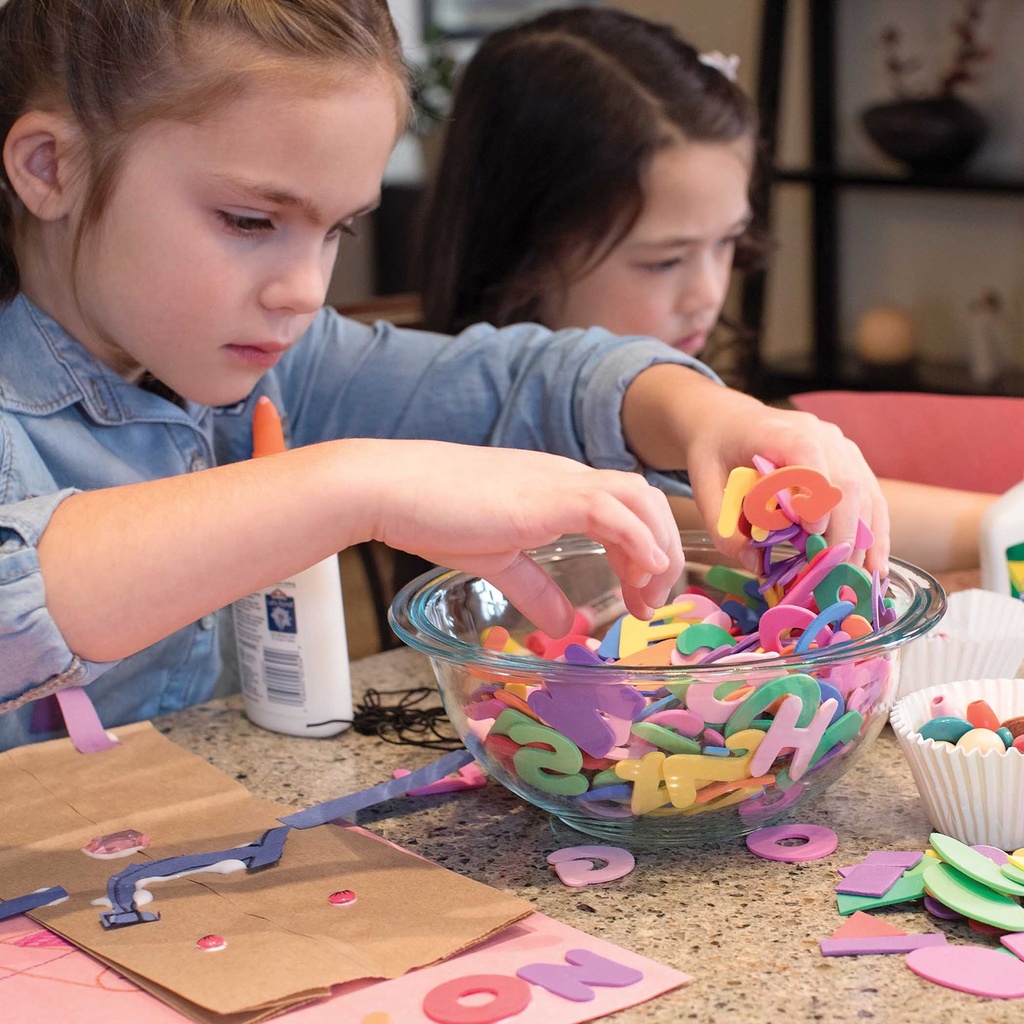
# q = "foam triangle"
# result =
<box><xmin>831</xmin><ymin>910</ymin><xmax>907</xmax><ymax>939</ymax></box>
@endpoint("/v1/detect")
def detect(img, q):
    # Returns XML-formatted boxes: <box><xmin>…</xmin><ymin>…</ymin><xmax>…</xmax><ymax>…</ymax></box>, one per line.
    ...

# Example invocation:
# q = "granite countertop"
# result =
<box><xmin>156</xmin><ymin>638</ymin><xmax>1021</xmax><ymax>1024</ymax></box>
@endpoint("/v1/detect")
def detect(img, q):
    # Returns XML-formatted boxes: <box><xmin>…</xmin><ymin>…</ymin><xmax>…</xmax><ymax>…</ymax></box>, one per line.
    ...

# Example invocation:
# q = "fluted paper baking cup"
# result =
<box><xmin>897</xmin><ymin>589</ymin><xmax>1024</xmax><ymax>700</ymax></box>
<box><xmin>891</xmin><ymin>677</ymin><xmax>1024</xmax><ymax>850</ymax></box>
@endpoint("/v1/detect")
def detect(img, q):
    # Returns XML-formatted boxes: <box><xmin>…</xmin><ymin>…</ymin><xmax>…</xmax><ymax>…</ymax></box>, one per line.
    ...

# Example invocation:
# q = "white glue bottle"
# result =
<box><xmin>979</xmin><ymin>478</ymin><xmax>1024</xmax><ymax>602</ymax></box>
<box><xmin>232</xmin><ymin>396</ymin><xmax>353</xmax><ymax>737</ymax></box>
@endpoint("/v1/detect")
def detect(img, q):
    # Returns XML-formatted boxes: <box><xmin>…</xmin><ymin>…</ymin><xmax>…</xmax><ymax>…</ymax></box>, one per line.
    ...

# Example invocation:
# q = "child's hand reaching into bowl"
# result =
<box><xmin>622</xmin><ymin>367</ymin><xmax>891</xmax><ymax>576</ymax></box>
<box><xmin>365</xmin><ymin>441</ymin><xmax>684</xmax><ymax>635</ymax></box>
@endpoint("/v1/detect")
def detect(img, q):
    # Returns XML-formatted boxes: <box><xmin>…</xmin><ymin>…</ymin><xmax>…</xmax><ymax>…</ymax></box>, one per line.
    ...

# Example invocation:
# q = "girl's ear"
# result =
<box><xmin>3</xmin><ymin>111</ymin><xmax>84</xmax><ymax>221</ymax></box>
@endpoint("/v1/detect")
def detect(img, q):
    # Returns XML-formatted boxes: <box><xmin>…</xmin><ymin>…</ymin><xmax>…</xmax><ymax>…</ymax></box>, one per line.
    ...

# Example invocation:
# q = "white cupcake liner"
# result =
<box><xmin>891</xmin><ymin>677</ymin><xmax>1024</xmax><ymax>850</ymax></box>
<box><xmin>897</xmin><ymin>590</ymin><xmax>1024</xmax><ymax>700</ymax></box>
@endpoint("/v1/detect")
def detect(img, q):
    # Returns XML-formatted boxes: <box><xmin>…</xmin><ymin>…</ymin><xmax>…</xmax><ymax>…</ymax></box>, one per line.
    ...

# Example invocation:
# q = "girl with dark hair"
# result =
<box><xmin>419</xmin><ymin>5</ymin><xmax>762</xmax><ymax>363</ymax></box>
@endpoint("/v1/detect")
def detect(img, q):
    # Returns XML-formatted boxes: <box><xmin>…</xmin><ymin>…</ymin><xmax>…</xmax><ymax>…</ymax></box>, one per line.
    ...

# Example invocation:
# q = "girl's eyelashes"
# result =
<box><xmin>639</xmin><ymin>257</ymin><xmax>683</xmax><ymax>273</ymax></box>
<box><xmin>217</xmin><ymin>210</ymin><xmax>274</xmax><ymax>235</ymax></box>
<box><xmin>217</xmin><ymin>210</ymin><xmax>358</xmax><ymax>240</ymax></box>
<box><xmin>637</xmin><ymin>233</ymin><xmax>743</xmax><ymax>271</ymax></box>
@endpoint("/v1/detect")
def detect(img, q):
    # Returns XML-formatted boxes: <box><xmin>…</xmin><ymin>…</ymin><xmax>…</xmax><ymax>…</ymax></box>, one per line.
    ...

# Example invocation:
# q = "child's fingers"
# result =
<box><xmin>590</xmin><ymin>473</ymin><xmax>685</xmax><ymax>572</ymax></box>
<box><xmin>483</xmin><ymin>552</ymin><xmax>575</xmax><ymax>638</ymax></box>
<box><xmin>565</xmin><ymin>486</ymin><xmax>675</xmax><ymax>580</ymax></box>
<box><xmin>862</xmin><ymin>489</ymin><xmax>891</xmax><ymax>576</ymax></box>
<box><xmin>602</xmin><ymin>545</ymin><xmax>661</xmax><ymax>621</ymax></box>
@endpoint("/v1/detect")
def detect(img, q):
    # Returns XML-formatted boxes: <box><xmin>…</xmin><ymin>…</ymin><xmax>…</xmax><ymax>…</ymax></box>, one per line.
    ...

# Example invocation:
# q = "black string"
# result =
<box><xmin>349</xmin><ymin>687</ymin><xmax>462</xmax><ymax>750</ymax></box>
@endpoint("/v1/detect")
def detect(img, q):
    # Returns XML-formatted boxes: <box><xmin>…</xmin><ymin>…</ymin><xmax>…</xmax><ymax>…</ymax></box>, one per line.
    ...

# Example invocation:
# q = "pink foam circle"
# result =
<box><xmin>745</xmin><ymin>823</ymin><xmax>838</xmax><ymax>862</ymax></box>
<box><xmin>906</xmin><ymin>944</ymin><xmax>1024</xmax><ymax>998</ymax></box>
<box><xmin>547</xmin><ymin>845</ymin><xmax>636</xmax><ymax>887</ymax></box>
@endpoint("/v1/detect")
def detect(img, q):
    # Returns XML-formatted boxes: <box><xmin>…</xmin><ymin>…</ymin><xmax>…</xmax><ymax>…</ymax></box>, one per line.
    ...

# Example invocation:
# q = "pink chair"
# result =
<box><xmin>788</xmin><ymin>391</ymin><xmax>1024</xmax><ymax>494</ymax></box>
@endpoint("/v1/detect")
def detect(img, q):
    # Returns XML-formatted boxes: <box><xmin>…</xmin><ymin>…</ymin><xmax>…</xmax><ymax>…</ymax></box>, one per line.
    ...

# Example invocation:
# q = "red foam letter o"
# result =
<box><xmin>422</xmin><ymin>973</ymin><xmax>532</xmax><ymax>1024</ymax></box>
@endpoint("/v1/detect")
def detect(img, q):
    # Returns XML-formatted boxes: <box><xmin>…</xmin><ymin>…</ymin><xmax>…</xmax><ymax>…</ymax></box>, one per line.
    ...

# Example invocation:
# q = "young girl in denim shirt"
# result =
<box><xmin>0</xmin><ymin>0</ymin><xmax>887</xmax><ymax>750</ymax></box>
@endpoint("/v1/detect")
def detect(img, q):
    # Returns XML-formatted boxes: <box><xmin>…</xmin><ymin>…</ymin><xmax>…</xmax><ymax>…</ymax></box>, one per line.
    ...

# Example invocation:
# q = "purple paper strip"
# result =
<box><xmin>0</xmin><ymin>886</ymin><xmax>69</xmax><ymax>921</ymax></box>
<box><xmin>820</xmin><ymin>934</ymin><xmax>947</xmax><ymax>956</ymax></box>
<box><xmin>279</xmin><ymin>749</ymin><xmax>475</xmax><ymax>829</ymax></box>
<box><xmin>54</xmin><ymin>686</ymin><xmax>119</xmax><ymax>754</ymax></box>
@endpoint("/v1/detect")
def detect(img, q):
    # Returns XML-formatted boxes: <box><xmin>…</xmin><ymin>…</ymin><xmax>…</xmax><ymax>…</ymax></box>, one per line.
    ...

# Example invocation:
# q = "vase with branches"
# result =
<box><xmin>862</xmin><ymin>0</ymin><xmax>993</xmax><ymax>175</ymax></box>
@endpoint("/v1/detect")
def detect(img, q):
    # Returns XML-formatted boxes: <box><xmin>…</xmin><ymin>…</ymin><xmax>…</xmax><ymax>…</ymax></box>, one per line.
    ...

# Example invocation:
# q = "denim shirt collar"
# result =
<box><xmin>0</xmin><ymin>293</ymin><xmax>209</xmax><ymax>427</ymax></box>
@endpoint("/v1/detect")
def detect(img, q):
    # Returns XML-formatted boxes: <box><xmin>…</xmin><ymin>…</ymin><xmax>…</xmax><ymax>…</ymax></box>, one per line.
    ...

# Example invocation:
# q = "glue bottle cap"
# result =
<box><xmin>252</xmin><ymin>396</ymin><xmax>286</xmax><ymax>458</ymax></box>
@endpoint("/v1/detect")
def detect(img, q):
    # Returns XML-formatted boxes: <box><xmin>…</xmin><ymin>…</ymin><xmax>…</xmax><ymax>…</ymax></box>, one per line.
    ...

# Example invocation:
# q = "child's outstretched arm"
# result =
<box><xmin>621</xmin><ymin>365</ymin><xmax>891</xmax><ymax>574</ymax></box>
<box><xmin>36</xmin><ymin>440</ymin><xmax>682</xmax><ymax>664</ymax></box>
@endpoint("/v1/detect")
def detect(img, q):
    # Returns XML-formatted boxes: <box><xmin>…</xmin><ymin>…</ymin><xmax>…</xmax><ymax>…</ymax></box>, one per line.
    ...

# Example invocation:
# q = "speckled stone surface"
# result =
<box><xmin>155</xmin><ymin>640</ymin><xmax>1024</xmax><ymax>1024</ymax></box>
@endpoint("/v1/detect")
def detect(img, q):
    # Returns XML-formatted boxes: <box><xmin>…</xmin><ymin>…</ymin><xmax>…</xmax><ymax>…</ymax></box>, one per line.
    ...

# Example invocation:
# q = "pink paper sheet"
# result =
<box><xmin>0</xmin><ymin>911</ymin><xmax>690</xmax><ymax>1024</ymax></box>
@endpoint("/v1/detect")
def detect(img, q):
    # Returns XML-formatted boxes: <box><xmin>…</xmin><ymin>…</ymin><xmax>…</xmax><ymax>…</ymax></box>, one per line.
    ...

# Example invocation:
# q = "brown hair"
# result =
<box><xmin>0</xmin><ymin>0</ymin><xmax>407</xmax><ymax>304</ymax></box>
<box><xmin>417</xmin><ymin>6</ymin><xmax>762</xmax><ymax>336</ymax></box>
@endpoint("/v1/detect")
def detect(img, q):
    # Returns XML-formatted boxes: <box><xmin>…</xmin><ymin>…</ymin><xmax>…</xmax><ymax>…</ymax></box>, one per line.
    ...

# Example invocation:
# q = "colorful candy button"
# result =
<box><xmin>965</xmin><ymin>699</ymin><xmax>1001</xmax><ymax>731</ymax></box>
<box><xmin>916</xmin><ymin>716</ymin><xmax>973</xmax><ymax>744</ymax></box>
<box><xmin>1001</xmin><ymin>715</ymin><xmax>1024</xmax><ymax>738</ymax></box>
<box><xmin>928</xmin><ymin>694</ymin><xmax>964</xmax><ymax>720</ymax></box>
<box><xmin>955</xmin><ymin>728</ymin><xmax>1006</xmax><ymax>754</ymax></box>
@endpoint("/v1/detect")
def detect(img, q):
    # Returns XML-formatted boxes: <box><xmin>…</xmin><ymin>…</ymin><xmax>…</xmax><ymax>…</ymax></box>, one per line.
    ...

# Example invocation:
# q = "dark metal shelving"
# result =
<box><xmin>744</xmin><ymin>0</ymin><xmax>1024</xmax><ymax>402</ymax></box>
<box><xmin>774</xmin><ymin>167</ymin><xmax>1024</xmax><ymax>195</ymax></box>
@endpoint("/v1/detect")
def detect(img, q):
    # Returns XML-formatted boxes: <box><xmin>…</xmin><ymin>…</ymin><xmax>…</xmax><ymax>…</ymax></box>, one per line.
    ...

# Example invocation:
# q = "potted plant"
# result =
<box><xmin>861</xmin><ymin>0</ymin><xmax>993</xmax><ymax>175</ymax></box>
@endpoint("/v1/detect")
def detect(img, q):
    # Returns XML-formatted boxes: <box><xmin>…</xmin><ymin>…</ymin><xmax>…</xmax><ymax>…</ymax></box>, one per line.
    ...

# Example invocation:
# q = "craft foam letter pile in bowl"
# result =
<box><xmin>391</xmin><ymin>530</ymin><xmax>945</xmax><ymax>848</ymax></box>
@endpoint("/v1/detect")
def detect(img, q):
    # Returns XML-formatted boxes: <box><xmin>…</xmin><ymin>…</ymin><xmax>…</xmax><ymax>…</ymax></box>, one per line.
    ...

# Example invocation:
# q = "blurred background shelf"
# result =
<box><xmin>759</xmin><ymin>357</ymin><xmax>1024</xmax><ymax>402</ymax></box>
<box><xmin>743</xmin><ymin>0</ymin><xmax>1024</xmax><ymax>403</ymax></box>
<box><xmin>773</xmin><ymin>166</ymin><xmax>1024</xmax><ymax>194</ymax></box>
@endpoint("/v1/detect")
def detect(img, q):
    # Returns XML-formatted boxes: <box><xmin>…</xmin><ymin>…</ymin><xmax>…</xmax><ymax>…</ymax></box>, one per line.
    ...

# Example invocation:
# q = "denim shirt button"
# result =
<box><xmin>199</xmin><ymin>614</ymin><xmax>216</xmax><ymax>631</ymax></box>
<box><xmin>190</xmin><ymin>452</ymin><xmax>209</xmax><ymax>472</ymax></box>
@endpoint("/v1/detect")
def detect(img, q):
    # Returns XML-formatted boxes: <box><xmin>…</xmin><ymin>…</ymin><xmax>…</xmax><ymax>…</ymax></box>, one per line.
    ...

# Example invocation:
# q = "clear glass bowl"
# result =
<box><xmin>390</xmin><ymin>532</ymin><xmax>946</xmax><ymax>848</ymax></box>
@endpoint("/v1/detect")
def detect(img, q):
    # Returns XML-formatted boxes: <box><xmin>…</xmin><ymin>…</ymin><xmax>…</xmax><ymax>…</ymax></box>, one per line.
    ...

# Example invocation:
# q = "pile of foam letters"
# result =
<box><xmin>464</xmin><ymin>459</ymin><xmax>897</xmax><ymax>819</ymax></box>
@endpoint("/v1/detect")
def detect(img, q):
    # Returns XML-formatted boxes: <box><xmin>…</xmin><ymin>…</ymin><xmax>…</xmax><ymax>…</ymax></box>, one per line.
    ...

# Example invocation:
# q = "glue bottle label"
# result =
<box><xmin>235</xmin><ymin>584</ymin><xmax>308</xmax><ymax>715</ymax></box>
<box><xmin>1006</xmin><ymin>541</ymin><xmax>1024</xmax><ymax>600</ymax></box>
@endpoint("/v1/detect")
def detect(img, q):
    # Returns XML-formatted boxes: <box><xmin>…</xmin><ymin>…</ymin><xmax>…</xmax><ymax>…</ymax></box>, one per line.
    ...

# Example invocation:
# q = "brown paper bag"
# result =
<box><xmin>0</xmin><ymin>722</ymin><xmax>532</xmax><ymax>1022</ymax></box>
